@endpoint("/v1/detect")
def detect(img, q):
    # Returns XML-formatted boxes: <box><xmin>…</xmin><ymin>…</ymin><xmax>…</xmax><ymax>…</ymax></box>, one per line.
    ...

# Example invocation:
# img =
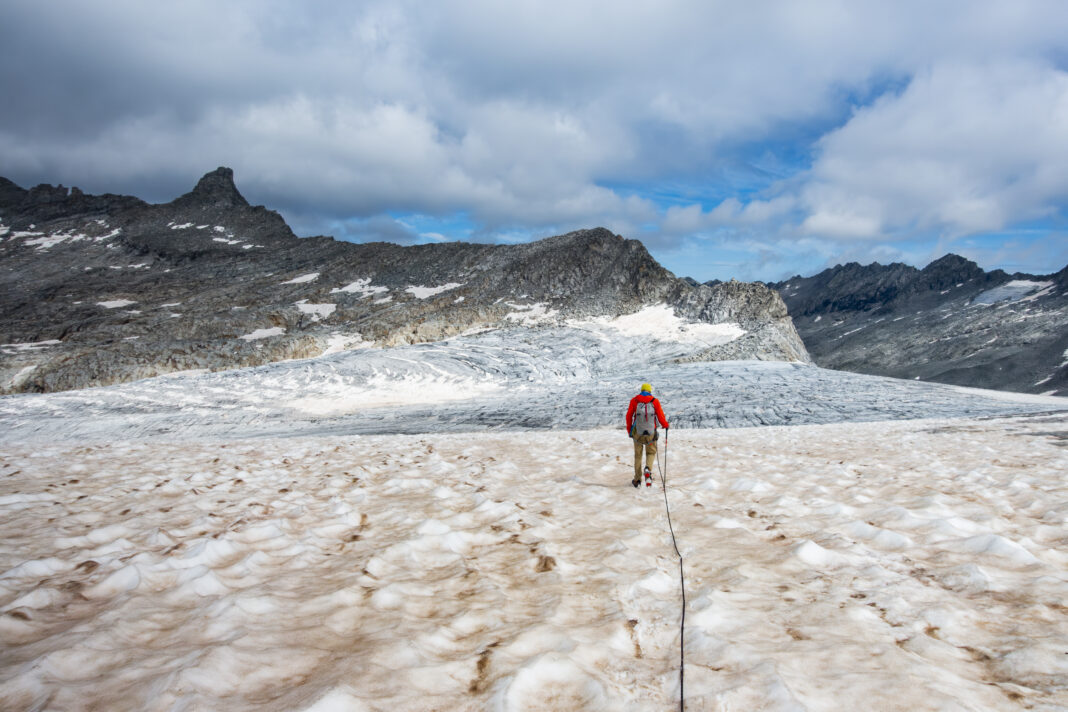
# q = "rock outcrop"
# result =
<box><xmin>769</xmin><ymin>257</ymin><xmax>1068</xmax><ymax>396</ymax></box>
<box><xmin>0</xmin><ymin>168</ymin><xmax>807</xmax><ymax>394</ymax></box>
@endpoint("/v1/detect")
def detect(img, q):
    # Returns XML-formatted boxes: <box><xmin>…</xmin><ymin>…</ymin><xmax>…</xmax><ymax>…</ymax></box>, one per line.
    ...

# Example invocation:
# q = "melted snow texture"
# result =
<box><xmin>1</xmin><ymin>415</ymin><xmax>1066</xmax><ymax>710</ymax></box>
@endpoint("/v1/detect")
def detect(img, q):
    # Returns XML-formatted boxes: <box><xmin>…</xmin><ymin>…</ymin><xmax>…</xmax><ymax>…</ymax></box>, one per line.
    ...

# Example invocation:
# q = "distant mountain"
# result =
<box><xmin>768</xmin><ymin>256</ymin><xmax>1068</xmax><ymax>396</ymax></box>
<box><xmin>0</xmin><ymin>168</ymin><xmax>808</xmax><ymax>394</ymax></box>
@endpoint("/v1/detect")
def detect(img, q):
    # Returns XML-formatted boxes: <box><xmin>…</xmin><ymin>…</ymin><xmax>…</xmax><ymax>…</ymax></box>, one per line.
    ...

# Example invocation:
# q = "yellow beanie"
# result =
<box><xmin>640</xmin><ymin>383</ymin><xmax>652</xmax><ymax>393</ymax></box>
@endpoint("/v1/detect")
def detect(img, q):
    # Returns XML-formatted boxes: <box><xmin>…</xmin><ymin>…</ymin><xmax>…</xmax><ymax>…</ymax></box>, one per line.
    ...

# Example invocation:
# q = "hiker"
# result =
<box><xmin>626</xmin><ymin>382</ymin><xmax>669</xmax><ymax>487</ymax></box>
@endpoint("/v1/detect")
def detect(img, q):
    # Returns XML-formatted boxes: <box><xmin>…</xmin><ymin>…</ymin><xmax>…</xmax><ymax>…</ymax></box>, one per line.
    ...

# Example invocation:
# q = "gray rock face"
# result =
<box><xmin>769</xmin><ymin>257</ymin><xmax>1068</xmax><ymax>396</ymax></box>
<box><xmin>1</xmin><ymin>168</ymin><xmax>807</xmax><ymax>394</ymax></box>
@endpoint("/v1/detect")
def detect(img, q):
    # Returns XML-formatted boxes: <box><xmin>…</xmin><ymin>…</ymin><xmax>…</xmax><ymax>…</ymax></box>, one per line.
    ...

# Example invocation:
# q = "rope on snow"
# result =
<box><xmin>656</xmin><ymin>428</ymin><xmax>685</xmax><ymax>711</ymax></box>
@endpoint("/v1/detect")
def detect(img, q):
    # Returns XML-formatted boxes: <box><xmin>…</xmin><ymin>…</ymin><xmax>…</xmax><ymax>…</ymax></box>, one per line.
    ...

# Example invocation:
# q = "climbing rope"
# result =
<box><xmin>656</xmin><ymin>427</ymin><xmax>685</xmax><ymax>711</ymax></box>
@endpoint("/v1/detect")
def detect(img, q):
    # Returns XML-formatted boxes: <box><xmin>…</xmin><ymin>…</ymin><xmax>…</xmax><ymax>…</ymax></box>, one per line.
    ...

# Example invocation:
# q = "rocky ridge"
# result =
<box><xmin>768</xmin><ymin>256</ymin><xmax>1068</xmax><ymax>396</ymax></box>
<box><xmin>1</xmin><ymin>168</ymin><xmax>807</xmax><ymax>394</ymax></box>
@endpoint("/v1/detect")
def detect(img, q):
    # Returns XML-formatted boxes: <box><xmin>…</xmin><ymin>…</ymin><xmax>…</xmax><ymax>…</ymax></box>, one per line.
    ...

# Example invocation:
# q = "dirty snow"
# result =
<box><xmin>0</xmin><ymin>415</ymin><xmax>1066</xmax><ymax>710</ymax></box>
<box><xmin>320</xmin><ymin>333</ymin><xmax>369</xmax><ymax>357</ymax></box>
<box><xmin>296</xmin><ymin>301</ymin><xmax>337</xmax><ymax>321</ymax></box>
<box><xmin>0</xmin><ymin>317</ymin><xmax>1066</xmax><ymax>710</ymax></box>
<box><xmin>504</xmin><ymin>302</ymin><xmax>559</xmax><ymax>324</ymax></box>
<box><xmin>5</xmin><ymin>365</ymin><xmax>37</xmax><ymax>390</ymax></box>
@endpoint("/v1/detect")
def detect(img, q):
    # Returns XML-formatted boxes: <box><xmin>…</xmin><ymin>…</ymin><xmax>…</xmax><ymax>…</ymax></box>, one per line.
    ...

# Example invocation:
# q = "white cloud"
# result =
<box><xmin>3</xmin><ymin>0</ymin><xmax>1068</xmax><ymax>276</ymax></box>
<box><xmin>799</xmin><ymin>61</ymin><xmax>1068</xmax><ymax>239</ymax></box>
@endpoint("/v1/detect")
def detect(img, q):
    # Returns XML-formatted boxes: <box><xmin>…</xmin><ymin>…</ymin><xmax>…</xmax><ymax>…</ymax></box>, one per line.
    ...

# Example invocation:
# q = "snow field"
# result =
<box><xmin>1</xmin><ymin>414</ymin><xmax>1066</xmax><ymax>710</ymax></box>
<box><xmin>973</xmin><ymin>280</ymin><xmax>1055</xmax><ymax>305</ymax></box>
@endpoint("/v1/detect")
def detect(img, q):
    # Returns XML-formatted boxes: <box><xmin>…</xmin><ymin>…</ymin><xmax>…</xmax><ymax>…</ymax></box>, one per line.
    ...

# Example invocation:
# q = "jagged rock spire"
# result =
<box><xmin>173</xmin><ymin>167</ymin><xmax>249</xmax><ymax>208</ymax></box>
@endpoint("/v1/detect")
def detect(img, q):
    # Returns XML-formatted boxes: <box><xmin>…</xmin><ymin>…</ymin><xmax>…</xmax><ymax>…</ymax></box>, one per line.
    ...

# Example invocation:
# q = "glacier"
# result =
<box><xmin>0</xmin><ymin>315</ymin><xmax>1063</xmax><ymax>444</ymax></box>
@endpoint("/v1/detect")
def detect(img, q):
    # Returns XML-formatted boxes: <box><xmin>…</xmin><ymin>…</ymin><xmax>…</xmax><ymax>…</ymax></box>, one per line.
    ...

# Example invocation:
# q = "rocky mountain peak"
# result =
<box><xmin>772</xmin><ymin>252</ymin><xmax>1067</xmax><ymax>396</ymax></box>
<box><xmin>0</xmin><ymin>168</ymin><xmax>809</xmax><ymax>393</ymax></box>
<box><xmin>172</xmin><ymin>167</ymin><xmax>249</xmax><ymax>209</ymax></box>
<box><xmin>917</xmin><ymin>253</ymin><xmax>985</xmax><ymax>291</ymax></box>
<box><xmin>0</xmin><ymin>176</ymin><xmax>27</xmax><ymax>206</ymax></box>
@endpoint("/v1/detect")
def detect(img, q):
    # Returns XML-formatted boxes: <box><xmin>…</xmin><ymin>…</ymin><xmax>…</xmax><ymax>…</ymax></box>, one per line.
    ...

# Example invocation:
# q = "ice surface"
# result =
<box><xmin>972</xmin><ymin>280</ymin><xmax>1054</xmax><ymax>305</ymax></box>
<box><xmin>0</xmin><ymin>321</ymin><xmax>1063</xmax><ymax>444</ymax></box>
<box><xmin>1</xmin><ymin>415</ymin><xmax>1065</xmax><ymax>709</ymax></box>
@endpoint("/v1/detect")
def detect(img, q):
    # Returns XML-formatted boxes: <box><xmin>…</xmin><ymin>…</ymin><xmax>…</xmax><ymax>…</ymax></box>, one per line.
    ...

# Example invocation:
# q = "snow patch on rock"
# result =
<box><xmin>406</xmin><ymin>283</ymin><xmax>463</xmax><ymax>299</ymax></box>
<box><xmin>331</xmin><ymin>278</ymin><xmax>389</xmax><ymax>298</ymax></box>
<box><xmin>239</xmin><ymin>327</ymin><xmax>285</xmax><ymax>341</ymax></box>
<box><xmin>972</xmin><ymin>280</ymin><xmax>1054</xmax><ymax>305</ymax></box>
<box><xmin>281</xmin><ymin>272</ymin><xmax>320</xmax><ymax>285</ymax></box>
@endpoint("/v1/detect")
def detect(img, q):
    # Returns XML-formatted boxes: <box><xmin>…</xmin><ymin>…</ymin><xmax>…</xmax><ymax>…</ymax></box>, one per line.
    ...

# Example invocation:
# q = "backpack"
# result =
<box><xmin>632</xmin><ymin>399</ymin><xmax>658</xmax><ymax>438</ymax></box>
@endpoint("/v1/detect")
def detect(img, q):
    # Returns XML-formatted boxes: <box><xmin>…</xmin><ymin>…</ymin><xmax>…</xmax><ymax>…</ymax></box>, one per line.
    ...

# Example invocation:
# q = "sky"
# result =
<box><xmin>1</xmin><ymin>1</ymin><xmax>1067</xmax><ymax>282</ymax></box>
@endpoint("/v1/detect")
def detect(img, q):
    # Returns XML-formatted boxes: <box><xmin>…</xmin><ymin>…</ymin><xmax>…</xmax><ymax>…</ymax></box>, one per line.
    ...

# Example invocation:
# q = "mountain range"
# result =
<box><xmin>768</xmin><ymin>255</ymin><xmax>1068</xmax><ymax>396</ymax></box>
<box><xmin>0</xmin><ymin>168</ymin><xmax>806</xmax><ymax>394</ymax></box>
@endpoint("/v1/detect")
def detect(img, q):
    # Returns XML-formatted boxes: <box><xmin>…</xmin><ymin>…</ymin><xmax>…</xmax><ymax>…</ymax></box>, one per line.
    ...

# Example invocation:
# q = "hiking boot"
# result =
<box><xmin>632</xmin><ymin>477</ymin><xmax>641</xmax><ymax>488</ymax></box>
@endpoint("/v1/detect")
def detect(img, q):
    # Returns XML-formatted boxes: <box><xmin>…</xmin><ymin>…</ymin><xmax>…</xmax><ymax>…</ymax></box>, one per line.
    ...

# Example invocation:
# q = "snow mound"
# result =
<box><xmin>577</xmin><ymin>304</ymin><xmax>745</xmax><ymax>345</ymax></box>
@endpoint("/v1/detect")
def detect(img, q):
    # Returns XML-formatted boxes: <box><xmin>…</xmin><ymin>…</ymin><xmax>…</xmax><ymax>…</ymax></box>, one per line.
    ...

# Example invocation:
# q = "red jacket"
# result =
<box><xmin>626</xmin><ymin>394</ymin><xmax>669</xmax><ymax>435</ymax></box>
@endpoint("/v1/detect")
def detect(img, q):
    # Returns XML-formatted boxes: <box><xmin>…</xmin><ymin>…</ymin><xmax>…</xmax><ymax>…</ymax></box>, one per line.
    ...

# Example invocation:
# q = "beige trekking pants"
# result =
<box><xmin>632</xmin><ymin>433</ymin><xmax>658</xmax><ymax>479</ymax></box>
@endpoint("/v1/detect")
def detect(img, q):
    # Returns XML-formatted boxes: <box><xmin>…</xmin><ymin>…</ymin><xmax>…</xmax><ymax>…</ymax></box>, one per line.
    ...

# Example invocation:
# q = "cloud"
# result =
<box><xmin>799</xmin><ymin>61</ymin><xmax>1068</xmax><ymax>240</ymax></box>
<box><xmin>2</xmin><ymin>0</ymin><xmax>1067</xmax><ymax>279</ymax></box>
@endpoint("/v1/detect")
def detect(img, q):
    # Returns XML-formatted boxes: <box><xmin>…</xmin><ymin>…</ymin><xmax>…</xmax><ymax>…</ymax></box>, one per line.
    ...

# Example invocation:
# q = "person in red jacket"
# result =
<box><xmin>626</xmin><ymin>382</ymin><xmax>669</xmax><ymax>487</ymax></box>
